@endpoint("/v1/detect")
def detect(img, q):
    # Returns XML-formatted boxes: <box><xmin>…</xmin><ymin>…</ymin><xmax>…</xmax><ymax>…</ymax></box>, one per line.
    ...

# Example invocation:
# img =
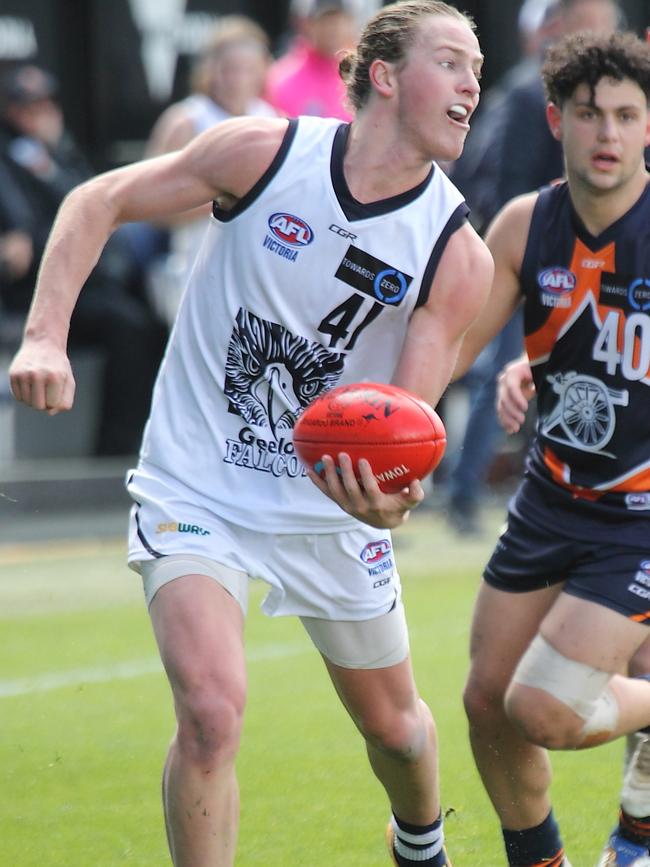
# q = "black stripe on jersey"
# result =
<box><xmin>330</xmin><ymin>123</ymin><xmax>435</xmax><ymax>221</ymax></box>
<box><xmin>415</xmin><ymin>201</ymin><xmax>469</xmax><ymax>308</ymax></box>
<box><xmin>212</xmin><ymin>118</ymin><xmax>299</xmax><ymax>223</ymax></box>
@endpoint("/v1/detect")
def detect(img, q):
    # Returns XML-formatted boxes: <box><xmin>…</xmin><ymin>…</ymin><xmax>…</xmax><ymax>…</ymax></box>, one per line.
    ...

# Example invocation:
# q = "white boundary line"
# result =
<box><xmin>0</xmin><ymin>641</ymin><xmax>311</xmax><ymax>699</ymax></box>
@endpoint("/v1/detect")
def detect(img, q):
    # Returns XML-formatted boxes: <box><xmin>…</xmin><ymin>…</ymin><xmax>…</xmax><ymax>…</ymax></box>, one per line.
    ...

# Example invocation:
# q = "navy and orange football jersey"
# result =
<box><xmin>520</xmin><ymin>180</ymin><xmax>650</xmax><ymax>516</ymax></box>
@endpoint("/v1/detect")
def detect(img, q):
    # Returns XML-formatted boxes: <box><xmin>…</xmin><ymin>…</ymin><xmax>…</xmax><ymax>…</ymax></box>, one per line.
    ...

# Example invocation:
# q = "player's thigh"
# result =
<box><xmin>323</xmin><ymin>653</ymin><xmax>420</xmax><ymax>736</ymax></box>
<box><xmin>540</xmin><ymin>592</ymin><xmax>649</xmax><ymax>673</ymax></box>
<box><xmin>467</xmin><ymin>580</ymin><xmax>563</xmax><ymax>691</ymax></box>
<box><xmin>149</xmin><ymin>573</ymin><xmax>247</xmax><ymax>703</ymax></box>
<box><xmin>301</xmin><ymin>603</ymin><xmax>415</xmax><ymax>725</ymax></box>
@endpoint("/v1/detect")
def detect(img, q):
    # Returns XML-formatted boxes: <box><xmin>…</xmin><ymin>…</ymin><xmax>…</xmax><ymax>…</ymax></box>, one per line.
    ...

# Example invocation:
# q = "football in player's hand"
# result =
<box><xmin>293</xmin><ymin>382</ymin><xmax>446</xmax><ymax>493</ymax></box>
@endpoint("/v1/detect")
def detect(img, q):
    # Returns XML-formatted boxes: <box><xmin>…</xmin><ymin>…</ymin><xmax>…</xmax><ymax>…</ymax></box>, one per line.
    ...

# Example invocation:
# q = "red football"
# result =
<box><xmin>293</xmin><ymin>382</ymin><xmax>446</xmax><ymax>494</ymax></box>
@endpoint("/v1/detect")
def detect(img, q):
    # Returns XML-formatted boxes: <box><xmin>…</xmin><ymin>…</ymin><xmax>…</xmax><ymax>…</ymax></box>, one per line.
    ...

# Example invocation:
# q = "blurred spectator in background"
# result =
<box><xmin>265</xmin><ymin>0</ymin><xmax>360</xmax><ymax>120</ymax></box>
<box><xmin>145</xmin><ymin>15</ymin><xmax>277</xmax><ymax>325</ymax></box>
<box><xmin>442</xmin><ymin>0</ymin><xmax>621</xmax><ymax>536</ymax></box>
<box><xmin>0</xmin><ymin>63</ymin><xmax>167</xmax><ymax>456</ymax></box>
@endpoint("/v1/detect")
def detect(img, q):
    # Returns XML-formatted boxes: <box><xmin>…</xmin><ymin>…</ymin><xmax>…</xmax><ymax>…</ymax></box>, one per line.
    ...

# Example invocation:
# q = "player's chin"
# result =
<box><xmin>441</xmin><ymin>131</ymin><xmax>469</xmax><ymax>162</ymax></box>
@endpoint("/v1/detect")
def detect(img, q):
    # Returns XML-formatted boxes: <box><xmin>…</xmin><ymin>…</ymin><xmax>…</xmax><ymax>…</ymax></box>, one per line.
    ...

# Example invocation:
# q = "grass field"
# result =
<box><xmin>0</xmin><ymin>507</ymin><xmax>621</xmax><ymax>866</ymax></box>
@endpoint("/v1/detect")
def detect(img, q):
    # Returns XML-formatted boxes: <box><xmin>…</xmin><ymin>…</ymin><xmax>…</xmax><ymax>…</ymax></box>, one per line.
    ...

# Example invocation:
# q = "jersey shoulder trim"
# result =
<box><xmin>212</xmin><ymin>118</ymin><xmax>299</xmax><ymax>222</ymax></box>
<box><xmin>416</xmin><ymin>201</ymin><xmax>469</xmax><ymax>308</ymax></box>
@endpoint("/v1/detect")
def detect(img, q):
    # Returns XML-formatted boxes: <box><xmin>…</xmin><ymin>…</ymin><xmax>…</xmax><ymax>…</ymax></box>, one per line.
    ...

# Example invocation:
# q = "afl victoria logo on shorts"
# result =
<box><xmin>360</xmin><ymin>539</ymin><xmax>392</xmax><ymax>565</ymax></box>
<box><xmin>360</xmin><ymin>539</ymin><xmax>394</xmax><ymax>584</ymax></box>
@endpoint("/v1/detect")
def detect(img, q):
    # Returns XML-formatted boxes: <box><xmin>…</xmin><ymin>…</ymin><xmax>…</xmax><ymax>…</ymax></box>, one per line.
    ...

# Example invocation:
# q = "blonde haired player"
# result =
<box><xmin>9</xmin><ymin>3</ymin><xmax>491</xmax><ymax>865</ymax></box>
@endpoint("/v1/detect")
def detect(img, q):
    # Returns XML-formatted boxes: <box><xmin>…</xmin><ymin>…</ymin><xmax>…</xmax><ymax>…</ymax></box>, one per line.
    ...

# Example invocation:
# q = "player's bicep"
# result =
<box><xmin>394</xmin><ymin>223</ymin><xmax>493</xmax><ymax>405</ymax></box>
<box><xmin>99</xmin><ymin>116</ymin><xmax>290</xmax><ymax>226</ymax></box>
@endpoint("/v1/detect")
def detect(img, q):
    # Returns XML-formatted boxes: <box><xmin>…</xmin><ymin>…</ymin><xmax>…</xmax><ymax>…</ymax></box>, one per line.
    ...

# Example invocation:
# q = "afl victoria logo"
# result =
<box><xmin>537</xmin><ymin>267</ymin><xmax>576</xmax><ymax>294</ymax></box>
<box><xmin>360</xmin><ymin>539</ymin><xmax>392</xmax><ymax>565</ymax></box>
<box><xmin>268</xmin><ymin>213</ymin><xmax>314</xmax><ymax>247</ymax></box>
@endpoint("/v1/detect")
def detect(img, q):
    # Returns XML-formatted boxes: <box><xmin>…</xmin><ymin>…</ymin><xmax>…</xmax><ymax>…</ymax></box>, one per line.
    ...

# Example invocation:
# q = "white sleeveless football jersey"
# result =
<box><xmin>129</xmin><ymin>116</ymin><xmax>467</xmax><ymax>533</ymax></box>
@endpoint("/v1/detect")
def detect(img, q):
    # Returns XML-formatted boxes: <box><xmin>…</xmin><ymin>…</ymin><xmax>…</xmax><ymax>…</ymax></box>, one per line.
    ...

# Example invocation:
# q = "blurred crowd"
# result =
<box><xmin>0</xmin><ymin>0</ymin><xmax>361</xmax><ymax>458</ymax></box>
<box><xmin>0</xmin><ymin>0</ymin><xmax>644</xmax><ymax>520</ymax></box>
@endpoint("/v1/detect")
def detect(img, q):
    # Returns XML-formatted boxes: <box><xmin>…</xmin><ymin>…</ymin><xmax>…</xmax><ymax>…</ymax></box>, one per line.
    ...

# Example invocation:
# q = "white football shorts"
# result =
<box><xmin>127</xmin><ymin>478</ymin><xmax>409</xmax><ymax>669</ymax></box>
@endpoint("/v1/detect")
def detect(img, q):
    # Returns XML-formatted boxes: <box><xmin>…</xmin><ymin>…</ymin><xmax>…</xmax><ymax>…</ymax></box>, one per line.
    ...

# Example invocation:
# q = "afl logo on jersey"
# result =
<box><xmin>268</xmin><ymin>213</ymin><xmax>314</xmax><ymax>247</ymax></box>
<box><xmin>537</xmin><ymin>267</ymin><xmax>576</xmax><ymax>294</ymax></box>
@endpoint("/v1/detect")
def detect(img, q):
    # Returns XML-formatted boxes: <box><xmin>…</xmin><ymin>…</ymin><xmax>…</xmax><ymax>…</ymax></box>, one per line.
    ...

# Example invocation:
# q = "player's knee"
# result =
<box><xmin>176</xmin><ymin>686</ymin><xmax>246</xmax><ymax>766</ymax></box>
<box><xmin>463</xmin><ymin>671</ymin><xmax>508</xmax><ymax>730</ymax></box>
<box><xmin>504</xmin><ymin>682</ymin><xmax>586</xmax><ymax>749</ymax></box>
<box><xmin>359</xmin><ymin>702</ymin><xmax>430</xmax><ymax>760</ymax></box>
<box><xmin>508</xmin><ymin>635</ymin><xmax>617</xmax><ymax>749</ymax></box>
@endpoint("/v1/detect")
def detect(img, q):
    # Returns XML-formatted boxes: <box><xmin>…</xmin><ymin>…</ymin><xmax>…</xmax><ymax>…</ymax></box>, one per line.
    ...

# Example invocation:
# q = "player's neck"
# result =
<box><xmin>568</xmin><ymin>167</ymin><xmax>650</xmax><ymax>237</ymax></box>
<box><xmin>343</xmin><ymin>116</ymin><xmax>432</xmax><ymax>203</ymax></box>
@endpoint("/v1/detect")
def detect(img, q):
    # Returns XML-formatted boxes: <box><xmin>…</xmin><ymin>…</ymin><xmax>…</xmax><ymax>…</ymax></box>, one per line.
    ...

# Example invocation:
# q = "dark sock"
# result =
<box><xmin>502</xmin><ymin>809</ymin><xmax>565</xmax><ymax>866</ymax></box>
<box><xmin>619</xmin><ymin>808</ymin><xmax>650</xmax><ymax>847</ymax></box>
<box><xmin>391</xmin><ymin>813</ymin><xmax>447</xmax><ymax>865</ymax></box>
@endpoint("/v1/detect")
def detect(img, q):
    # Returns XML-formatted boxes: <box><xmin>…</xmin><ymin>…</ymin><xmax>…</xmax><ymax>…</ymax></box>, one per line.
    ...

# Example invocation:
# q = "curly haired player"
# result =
<box><xmin>455</xmin><ymin>29</ymin><xmax>650</xmax><ymax>867</ymax></box>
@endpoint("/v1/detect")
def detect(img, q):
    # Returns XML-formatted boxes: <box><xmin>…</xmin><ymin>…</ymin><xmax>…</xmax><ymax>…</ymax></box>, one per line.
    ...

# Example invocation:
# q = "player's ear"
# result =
<box><xmin>546</xmin><ymin>102</ymin><xmax>562</xmax><ymax>141</ymax></box>
<box><xmin>369</xmin><ymin>58</ymin><xmax>396</xmax><ymax>99</ymax></box>
<box><xmin>644</xmin><ymin>108</ymin><xmax>650</xmax><ymax>149</ymax></box>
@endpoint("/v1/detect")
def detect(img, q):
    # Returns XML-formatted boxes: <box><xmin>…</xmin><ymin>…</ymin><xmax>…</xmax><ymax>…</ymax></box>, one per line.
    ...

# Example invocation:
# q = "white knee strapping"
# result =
<box><xmin>512</xmin><ymin>634</ymin><xmax>619</xmax><ymax>737</ymax></box>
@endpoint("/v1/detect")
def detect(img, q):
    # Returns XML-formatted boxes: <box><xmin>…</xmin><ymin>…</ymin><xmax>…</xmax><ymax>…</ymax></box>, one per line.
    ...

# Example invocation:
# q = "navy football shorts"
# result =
<box><xmin>484</xmin><ymin>483</ymin><xmax>650</xmax><ymax>624</ymax></box>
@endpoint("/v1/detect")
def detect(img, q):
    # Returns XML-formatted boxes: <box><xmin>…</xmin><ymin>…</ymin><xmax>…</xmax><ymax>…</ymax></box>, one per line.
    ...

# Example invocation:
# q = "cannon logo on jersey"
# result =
<box><xmin>537</xmin><ymin>267</ymin><xmax>576</xmax><ymax>308</ymax></box>
<box><xmin>263</xmin><ymin>212</ymin><xmax>314</xmax><ymax>262</ymax></box>
<box><xmin>336</xmin><ymin>246</ymin><xmax>412</xmax><ymax>305</ymax></box>
<box><xmin>222</xmin><ymin>308</ymin><xmax>344</xmax><ymax>478</ymax></box>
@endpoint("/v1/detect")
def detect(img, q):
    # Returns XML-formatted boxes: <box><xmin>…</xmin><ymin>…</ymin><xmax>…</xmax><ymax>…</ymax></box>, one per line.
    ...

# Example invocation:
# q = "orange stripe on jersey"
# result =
<box><xmin>543</xmin><ymin>447</ymin><xmax>604</xmax><ymax>499</ymax></box>
<box><xmin>544</xmin><ymin>447</ymin><xmax>571</xmax><ymax>486</ymax></box>
<box><xmin>526</xmin><ymin>239</ymin><xmax>616</xmax><ymax>363</ymax></box>
<box><xmin>630</xmin><ymin>611</ymin><xmax>650</xmax><ymax>623</ymax></box>
<box><xmin>608</xmin><ymin>465</ymin><xmax>650</xmax><ymax>493</ymax></box>
<box><xmin>528</xmin><ymin>850</ymin><xmax>566</xmax><ymax>867</ymax></box>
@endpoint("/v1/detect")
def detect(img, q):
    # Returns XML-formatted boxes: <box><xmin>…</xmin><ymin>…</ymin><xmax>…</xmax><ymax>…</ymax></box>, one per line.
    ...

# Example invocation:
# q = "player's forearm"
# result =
<box><xmin>22</xmin><ymin>183</ymin><xmax>116</xmax><ymax>349</ymax></box>
<box><xmin>393</xmin><ymin>334</ymin><xmax>458</xmax><ymax>411</ymax></box>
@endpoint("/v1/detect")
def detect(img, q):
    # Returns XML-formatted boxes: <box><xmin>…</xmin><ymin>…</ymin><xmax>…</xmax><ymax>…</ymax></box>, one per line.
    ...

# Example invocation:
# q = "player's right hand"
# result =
<box><xmin>306</xmin><ymin>452</ymin><xmax>423</xmax><ymax>529</ymax></box>
<box><xmin>496</xmin><ymin>357</ymin><xmax>535</xmax><ymax>434</ymax></box>
<box><xmin>9</xmin><ymin>341</ymin><xmax>76</xmax><ymax>415</ymax></box>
